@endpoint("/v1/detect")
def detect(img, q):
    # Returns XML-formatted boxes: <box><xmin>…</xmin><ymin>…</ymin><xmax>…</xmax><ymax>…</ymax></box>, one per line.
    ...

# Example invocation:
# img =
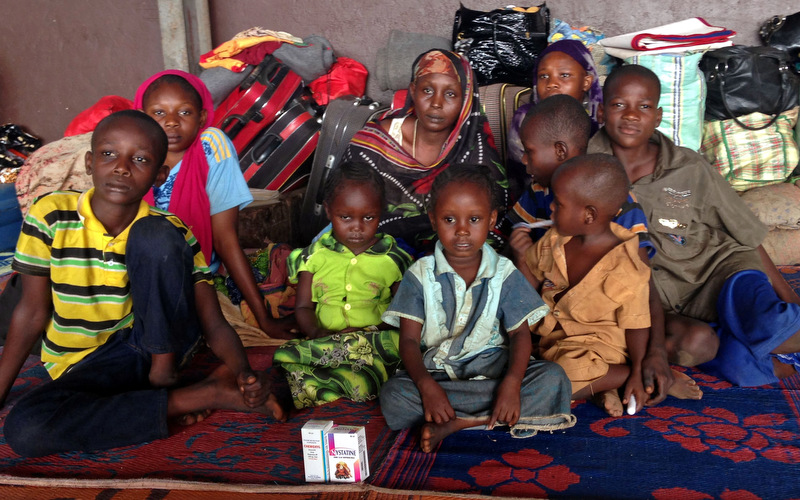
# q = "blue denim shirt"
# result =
<box><xmin>383</xmin><ymin>241</ymin><xmax>549</xmax><ymax>379</ymax></box>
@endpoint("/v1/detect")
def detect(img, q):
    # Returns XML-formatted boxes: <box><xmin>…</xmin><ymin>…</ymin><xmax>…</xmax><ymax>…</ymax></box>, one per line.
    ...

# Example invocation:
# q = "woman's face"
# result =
<box><xmin>535</xmin><ymin>51</ymin><xmax>592</xmax><ymax>101</ymax></box>
<box><xmin>410</xmin><ymin>73</ymin><xmax>463</xmax><ymax>134</ymax></box>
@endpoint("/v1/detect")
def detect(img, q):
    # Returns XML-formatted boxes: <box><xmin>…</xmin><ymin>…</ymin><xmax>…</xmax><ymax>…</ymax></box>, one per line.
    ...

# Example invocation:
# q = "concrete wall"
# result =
<box><xmin>0</xmin><ymin>1</ymin><xmax>164</xmax><ymax>144</ymax></box>
<box><xmin>1</xmin><ymin>0</ymin><xmax>797</xmax><ymax>145</ymax></box>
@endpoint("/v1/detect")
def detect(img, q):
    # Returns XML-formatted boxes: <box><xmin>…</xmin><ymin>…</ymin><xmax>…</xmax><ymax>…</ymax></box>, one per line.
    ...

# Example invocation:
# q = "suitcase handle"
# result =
<box><xmin>220</xmin><ymin>114</ymin><xmax>246</xmax><ymax>139</ymax></box>
<box><xmin>251</xmin><ymin>132</ymin><xmax>282</xmax><ymax>165</ymax></box>
<box><xmin>239</xmin><ymin>54</ymin><xmax>282</xmax><ymax>90</ymax></box>
<box><xmin>313</xmin><ymin>154</ymin><xmax>338</xmax><ymax>211</ymax></box>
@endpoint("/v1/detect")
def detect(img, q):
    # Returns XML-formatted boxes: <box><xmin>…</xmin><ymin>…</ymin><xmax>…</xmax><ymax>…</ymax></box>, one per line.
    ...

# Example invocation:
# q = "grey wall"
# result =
<box><xmin>1</xmin><ymin>0</ymin><xmax>797</xmax><ymax>144</ymax></box>
<box><xmin>0</xmin><ymin>1</ymin><xmax>164</xmax><ymax>144</ymax></box>
<box><xmin>209</xmin><ymin>0</ymin><xmax>798</xmax><ymax>102</ymax></box>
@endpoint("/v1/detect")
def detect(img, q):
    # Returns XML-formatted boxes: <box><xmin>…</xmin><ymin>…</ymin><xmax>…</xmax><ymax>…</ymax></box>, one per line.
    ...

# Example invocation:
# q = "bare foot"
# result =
<box><xmin>419</xmin><ymin>418</ymin><xmax>484</xmax><ymax>453</ymax></box>
<box><xmin>593</xmin><ymin>390</ymin><xmax>623</xmax><ymax>417</ymax></box>
<box><xmin>178</xmin><ymin>409</ymin><xmax>213</xmax><ymax>426</ymax></box>
<box><xmin>167</xmin><ymin>365</ymin><xmax>287</xmax><ymax>422</ymax></box>
<box><xmin>667</xmin><ymin>369</ymin><xmax>703</xmax><ymax>400</ymax></box>
<box><xmin>150</xmin><ymin>352</ymin><xmax>178</xmax><ymax>388</ymax></box>
<box><xmin>772</xmin><ymin>357</ymin><xmax>798</xmax><ymax>379</ymax></box>
<box><xmin>265</xmin><ymin>393</ymin><xmax>287</xmax><ymax>422</ymax></box>
<box><xmin>420</xmin><ymin>421</ymin><xmax>455</xmax><ymax>453</ymax></box>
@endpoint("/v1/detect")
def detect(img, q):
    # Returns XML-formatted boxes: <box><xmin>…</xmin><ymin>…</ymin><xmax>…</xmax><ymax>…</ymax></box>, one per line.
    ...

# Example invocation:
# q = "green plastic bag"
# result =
<box><xmin>626</xmin><ymin>51</ymin><xmax>706</xmax><ymax>151</ymax></box>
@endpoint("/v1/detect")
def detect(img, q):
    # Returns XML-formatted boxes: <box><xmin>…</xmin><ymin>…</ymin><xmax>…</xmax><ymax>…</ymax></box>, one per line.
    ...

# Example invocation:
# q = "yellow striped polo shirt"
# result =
<box><xmin>12</xmin><ymin>189</ymin><xmax>212</xmax><ymax>379</ymax></box>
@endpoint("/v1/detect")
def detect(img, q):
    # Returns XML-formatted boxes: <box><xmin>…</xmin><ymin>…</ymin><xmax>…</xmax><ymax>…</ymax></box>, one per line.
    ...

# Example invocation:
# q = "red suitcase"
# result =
<box><xmin>213</xmin><ymin>54</ymin><xmax>305</xmax><ymax>154</ymax></box>
<box><xmin>239</xmin><ymin>95</ymin><xmax>322</xmax><ymax>193</ymax></box>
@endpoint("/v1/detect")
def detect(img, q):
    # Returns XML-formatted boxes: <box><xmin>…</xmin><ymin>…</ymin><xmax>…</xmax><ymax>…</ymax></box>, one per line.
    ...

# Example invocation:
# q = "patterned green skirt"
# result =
<box><xmin>273</xmin><ymin>330</ymin><xmax>401</xmax><ymax>409</ymax></box>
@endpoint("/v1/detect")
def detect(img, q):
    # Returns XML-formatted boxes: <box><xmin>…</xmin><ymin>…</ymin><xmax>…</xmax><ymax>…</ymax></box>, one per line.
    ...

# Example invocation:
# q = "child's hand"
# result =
<box><xmin>265</xmin><ymin>316</ymin><xmax>301</xmax><ymax>340</ymax></box>
<box><xmin>490</xmin><ymin>376</ymin><xmax>522</xmax><ymax>429</ymax></box>
<box><xmin>509</xmin><ymin>227</ymin><xmax>533</xmax><ymax>264</ymax></box>
<box><xmin>237</xmin><ymin>369</ymin><xmax>270</xmax><ymax>408</ymax></box>
<box><xmin>306</xmin><ymin>327</ymin><xmax>335</xmax><ymax>340</ymax></box>
<box><xmin>623</xmin><ymin>369</ymin><xmax>646</xmax><ymax>415</ymax></box>
<box><xmin>419</xmin><ymin>377</ymin><xmax>455</xmax><ymax>424</ymax></box>
<box><xmin>641</xmin><ymin>349</ymin><xmax>674</xmax><ymax>406</ymax></box>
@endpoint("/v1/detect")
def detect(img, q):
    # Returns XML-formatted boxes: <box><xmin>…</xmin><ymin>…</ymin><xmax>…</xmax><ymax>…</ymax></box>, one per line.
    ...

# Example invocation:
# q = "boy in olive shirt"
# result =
<box><xmin>589</xmin><ymin>65</ymin><xmax>800</xmax><ymax>387</ymax></box>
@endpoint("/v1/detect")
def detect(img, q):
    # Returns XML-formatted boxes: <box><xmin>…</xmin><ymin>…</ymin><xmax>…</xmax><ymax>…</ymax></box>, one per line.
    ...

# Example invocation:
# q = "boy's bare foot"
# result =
<box><xmin>667</xmin><ymin>369</ymin><xmax>703</xmax><ymax>400</ymax></box>
<box><xmin>420</xmin><ymin>418</ymin><xmax>481</xmax><ymax>453</ymax></box>
<box><xmin>593</xmin><ymin>389</ymin><xmax>623</xmax><ymax>417</ymax></box>
<box><xmin>177</xmin><ymin>409</ymin><xmax>213</xmax><ymax>426</ymax></box>
<box><xmin>168</xmin><ymin>365</ymin><xmax>287</xmax><ymax>422</ymax></box>
<box><xmin>265</xmin><ymin>393</ymin><xmax>287</xmax><ymax>422</ymax></box>
<box><xmin>150</xmin><ymin>352</ymin><xmax>178</xmax><ymax>388</ymax></box>
<box><xmin>772</xmin><ymin>357</ymin><xmax>798</xmax><ymax>379</ymax></box>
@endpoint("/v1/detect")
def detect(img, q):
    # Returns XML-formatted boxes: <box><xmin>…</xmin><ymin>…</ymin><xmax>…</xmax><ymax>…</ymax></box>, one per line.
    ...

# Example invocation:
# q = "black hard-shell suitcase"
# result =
<box><xmin>298</xmin><ymin>95</ymin><xmax>388</xmax><ymax>244</ymax></box>
<box><xmin>239</xmin><ymin>94</ymin><xmax>323</xmax><ymax>193</ymax></box>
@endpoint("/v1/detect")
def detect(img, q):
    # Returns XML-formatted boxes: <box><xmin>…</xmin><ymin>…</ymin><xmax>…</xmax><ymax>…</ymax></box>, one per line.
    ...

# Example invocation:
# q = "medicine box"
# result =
<box><xmin>301</xmin><ymin>419</ymin><xmax>334</xmax><ymax>482</ymax></box>
<box><xmin>327</xmin><ymin>425</ymin><xmax>369</xmax><ymax>483</ymax></box>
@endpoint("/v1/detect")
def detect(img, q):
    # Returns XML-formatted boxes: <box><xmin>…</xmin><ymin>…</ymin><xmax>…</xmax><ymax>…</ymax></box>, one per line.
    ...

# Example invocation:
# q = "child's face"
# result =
<box><xmin>536</xmin><ymin>51</ymin><xmax>592</xmax><ymax>102</ymax></box>
<box><xmin>85</xmin><ymin>118</ymin><xmax>168</xmax><ymax>210</ymax></box>
<box><xmin>520</xmin><ymin>118</ymin><xmax>563</xmax><ymax>188</ymax></box>
<box><xmin>550</xmin><ymin>170</ymin><xmax>586</xmax><ymax>237</ymax></box>
<box><xmin>410</xmin><ymin>73</ymin><xmax>463</xmax><ymax>135</ymax></box>
<box><xmin>142</xmin><ymin>82</ymin><xmax>207</xmax><ymax>155</ymax></box>
<box><xmin>428</xmin><ymin>181</ymin><xmax>497</xmax><ymax>263</ymax></box>
<box><xmin>600</xmin><ymin>75</ymin><xmax>662</xmax><ymax>150</ymax></box>
<box><xmin>324</xmin><ymin>181</ymin><xmax>382</xmax><ymax>255</ymax></box>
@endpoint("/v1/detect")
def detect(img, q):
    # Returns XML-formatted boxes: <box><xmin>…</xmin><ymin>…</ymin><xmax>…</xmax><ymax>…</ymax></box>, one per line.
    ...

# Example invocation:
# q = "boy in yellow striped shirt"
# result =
<box><xmin>0</xmin><ymin>110</ymin><xmax>284</xmax><ymax>457</ymax></box>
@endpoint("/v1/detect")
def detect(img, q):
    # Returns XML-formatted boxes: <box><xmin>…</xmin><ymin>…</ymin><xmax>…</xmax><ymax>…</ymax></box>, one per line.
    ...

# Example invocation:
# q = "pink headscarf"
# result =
<box><xmin>134</xmin><ymin>70</ymin><xmax>215</xmax><ymax>263</ymax></box>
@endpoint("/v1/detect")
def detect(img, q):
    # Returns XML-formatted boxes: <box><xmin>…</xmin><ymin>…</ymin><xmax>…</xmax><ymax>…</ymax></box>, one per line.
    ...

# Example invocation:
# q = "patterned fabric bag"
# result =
<box><xmin>700</xmin><ymin>107</ymin><xmax>799</xmax><ymax>191</ymax></box>
<box><xmin>626</xmin><ymin>51</ymin><xmax>706</xmax><ymax>151</ymax></box>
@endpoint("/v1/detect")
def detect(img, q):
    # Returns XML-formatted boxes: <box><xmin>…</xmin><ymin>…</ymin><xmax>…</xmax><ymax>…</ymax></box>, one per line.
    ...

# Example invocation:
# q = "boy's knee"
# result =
<box><xmin>128</xmin><ymin>217</ymin><xmax>191</xmax><ymax>264</ymax></box>
<box><xmin>5</xmin><ymin>398</ymin><xmax>58</xmax><ymax>457</ymax></box>
<box><xmin>527</xmin><ymin>360</ymin><xmax>571</xmax><ymax>393</ymax></box>
<box><xmin>379</xmin><ymin>377</ymin><xmax>422</xmax><ymax>430</ymax></box>
<box><xmin>667</xmin><ymin>323</ymin><xmax>719</xmax><ymax>366</ymax></box>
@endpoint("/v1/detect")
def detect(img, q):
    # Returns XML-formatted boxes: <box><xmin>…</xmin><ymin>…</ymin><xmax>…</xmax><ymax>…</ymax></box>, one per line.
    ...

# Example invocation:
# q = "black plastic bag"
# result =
<box><xmin>760</xmin><ymin>12</ymin><xmax>800</xmax><ymax>73</ymax></box>
<box><xmin>452</xmin><ymin>3</ymin><xmax>549</xmax><ymax>86</ymax></box>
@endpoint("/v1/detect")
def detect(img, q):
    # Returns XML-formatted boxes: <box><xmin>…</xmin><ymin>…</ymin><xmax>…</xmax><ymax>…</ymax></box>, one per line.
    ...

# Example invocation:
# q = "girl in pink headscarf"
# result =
<box><xmin>136</xmin><ymin>70</ymin><xmax>293</xmax><ymax>339</ymax></box>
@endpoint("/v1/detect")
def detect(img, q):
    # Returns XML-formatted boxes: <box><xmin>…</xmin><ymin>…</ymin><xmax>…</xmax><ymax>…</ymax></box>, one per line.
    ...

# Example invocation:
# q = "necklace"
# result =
<box><xmin>412</xmin><ymin>117</ymin><xmax>419</xmax><ymax>158</ymax></box>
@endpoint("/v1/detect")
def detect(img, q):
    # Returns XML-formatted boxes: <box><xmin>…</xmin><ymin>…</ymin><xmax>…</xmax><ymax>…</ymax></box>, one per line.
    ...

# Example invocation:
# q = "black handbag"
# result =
<box><xmin>760</xmin><ymin>12</ymin><xmax>800</xmax><ymax>72</ymax></box>
<box><xmin>699</xmin><ymin>45</ymin><xmax>800</xmax><ymax>129</ymax></box>
<box><xmin>452</xmin><ymin>3</ymin><xmax>550</xmax><ymax>86</ymax></box>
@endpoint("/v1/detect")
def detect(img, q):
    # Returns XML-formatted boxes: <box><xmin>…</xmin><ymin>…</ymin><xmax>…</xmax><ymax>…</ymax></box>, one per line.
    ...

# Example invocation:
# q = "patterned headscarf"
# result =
<box><xmin>413</xmin><ymin>50</ymin><xmax>460</xmax><ymax>85</ymax></box>
<box><xmin>134</xmin><ymin>70</ymin><xmax>215</xmax><ymax>263</ymax></box>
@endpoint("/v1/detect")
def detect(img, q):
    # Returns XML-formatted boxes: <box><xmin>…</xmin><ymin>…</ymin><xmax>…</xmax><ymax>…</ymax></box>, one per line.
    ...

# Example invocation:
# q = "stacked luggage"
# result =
<box><xmin>213</xmin><ymin>54</ymin><xmax>323</xmax><ymax>193</ymax></box>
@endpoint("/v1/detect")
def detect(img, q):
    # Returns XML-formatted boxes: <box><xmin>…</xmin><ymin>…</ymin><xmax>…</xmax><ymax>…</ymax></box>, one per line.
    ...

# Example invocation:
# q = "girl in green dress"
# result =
<box><xmin>273</xmin><ymin>162</ymin><xmax>412</xmax><ymax>408</ymax></box>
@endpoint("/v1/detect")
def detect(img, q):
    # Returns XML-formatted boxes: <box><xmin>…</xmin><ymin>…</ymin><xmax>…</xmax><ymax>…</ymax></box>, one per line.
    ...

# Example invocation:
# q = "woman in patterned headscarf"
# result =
<box><xmin>345</xmin><ymin>49</ymin><xmax>507</xmax><ymax>256</ymax></box>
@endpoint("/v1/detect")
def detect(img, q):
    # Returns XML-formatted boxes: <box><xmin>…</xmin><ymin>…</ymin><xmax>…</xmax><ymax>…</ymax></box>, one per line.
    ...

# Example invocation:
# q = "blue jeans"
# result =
<box><xmin>380</xmin><ymin>355</ymin><xmax>576</xmax><ymax>438</ymax></box>
<box><xmin>5</xmin><ymin>216</ymin><xmax>202</xmax><ymax>457</ymax></box>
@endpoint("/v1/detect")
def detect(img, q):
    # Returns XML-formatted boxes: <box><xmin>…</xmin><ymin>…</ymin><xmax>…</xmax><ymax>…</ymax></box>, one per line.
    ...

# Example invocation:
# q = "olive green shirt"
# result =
<box><xmin>589</xmin><ymin>129</ymin><xmax>768</xmax><ymax>321</ymax></box>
